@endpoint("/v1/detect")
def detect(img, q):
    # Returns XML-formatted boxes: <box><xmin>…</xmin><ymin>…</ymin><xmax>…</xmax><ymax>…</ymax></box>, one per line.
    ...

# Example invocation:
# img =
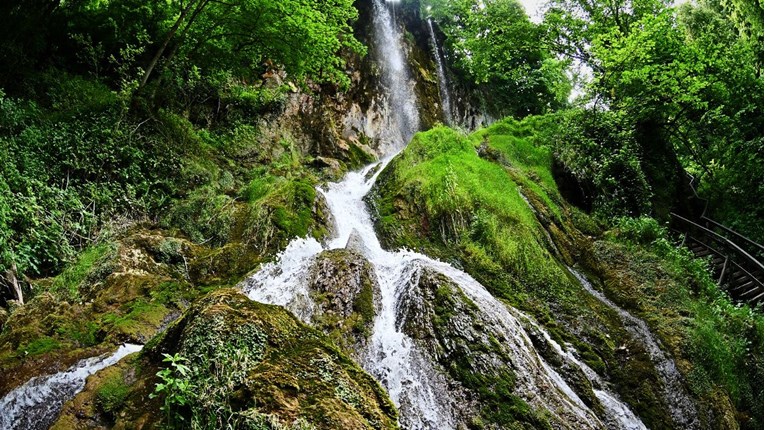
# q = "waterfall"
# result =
<box><xmin>0</xmin><ymin>343</ymin><xmax>142</xmax><ymax>430</ymax></box>
<box><xmin>372</xmin><ymin>0</ymin><xmax>420</xmax><ymax>151</ymax></box>
<box><xmin>244</xmin><ymin>155</ymin><xmax>649</xmax><ymax>428</ymax></box>
<box><xmin>567</xmin><ymin>267</ymin><xmax>700</xmax><ymax>429</ymax></box>
<box><xmin>427</xmin><ymin>19</ymin><xmax>453</xmax><ymax>125</ymax></box>
<box><xmin>243</xmin><ymin>1</ymin><xmax>647</xmax><ymax>428</ymax></box>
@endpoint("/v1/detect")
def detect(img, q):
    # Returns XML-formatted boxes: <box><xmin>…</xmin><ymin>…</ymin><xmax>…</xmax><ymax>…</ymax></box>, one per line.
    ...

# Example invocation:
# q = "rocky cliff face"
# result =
<box><xmin>254</xmin><ymin>0</ymin><xmax>491</xmax><ymax>174</ymax></box>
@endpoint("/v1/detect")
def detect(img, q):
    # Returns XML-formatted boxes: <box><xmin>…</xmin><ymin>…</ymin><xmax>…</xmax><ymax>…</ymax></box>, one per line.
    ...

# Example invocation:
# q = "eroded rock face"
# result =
<box><xmin>308</xmin><ymin>249</ymin><xmax>379</xmax><ymax>357</ymax></box>
<box><xmin>395</xmin><ymin>266</ymin><xmax>633</xmax><ymax>430</ymax></box>
<box><xmin>53</xmin><ymin>289</ymin><xmax>398</xmax><ymax>430</ymax></box>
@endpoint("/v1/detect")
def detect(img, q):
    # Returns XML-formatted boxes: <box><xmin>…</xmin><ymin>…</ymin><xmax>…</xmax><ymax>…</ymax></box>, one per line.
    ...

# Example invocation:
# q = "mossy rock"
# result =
<box><xmin>0</xmin><ymin>228</ymin><xmax>206</xmax><ymax>397</ymax></box>
<box><xmin>51</xmin><ymin>351</ymin><xmax>143</xmax><ymax>430</ymax></box>
<box><xmin>142</xmin><ymin>289</ymin><xmax>398</xmax><ymax>429</ymax></box>
<box><xmin>308</xmin><ymin>249</ymin><xmax>379</xmax><ymax>358</ymax></box>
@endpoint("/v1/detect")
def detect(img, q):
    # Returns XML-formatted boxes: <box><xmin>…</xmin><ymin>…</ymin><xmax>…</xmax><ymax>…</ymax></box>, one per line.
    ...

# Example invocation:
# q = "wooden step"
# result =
<box><xmin>731</xmin><ymin>280</ymin><xmax>755</xmax><ymax>294</ymax></box>
<box><xmin>732</xmin><ymin>273</ymin><xmax>748</xmax><ymax>283</ymax></box>
<box><xmin>739</xmin><ymin>286</ymin><xmax>763</xmax><ymax>300</ymax></box>
<box><xmin>694</xmin><ymin>249</ymin><xmax>712</xmax><ymax>258</ymax></box>
<box><xmin>748</xmin><ymin>292</ymin><xmax>764</xmax><ymax>305</ymax></box>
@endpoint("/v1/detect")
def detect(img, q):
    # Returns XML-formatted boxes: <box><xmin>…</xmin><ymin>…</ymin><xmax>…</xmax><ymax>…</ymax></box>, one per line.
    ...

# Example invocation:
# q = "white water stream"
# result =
<box><xmin>372</xmin><ymin>0</ymin><xmax>419</xmax><ymax>153</ymax></box>
<box><xmin>244</xmin><ymin>149</ymin><xmax>649</xmax><ymax>429</ymax></box>
<box><xmin>0</xmin><ymin>343</ymin><xmax>142</xmax><ymax>430</ymax></box>
<box><xmin>427</xmin><ymin>18</ymin><xmax>453</xmax><ymax>126</ymax></box>
<box><xmin>245</xmin><ymin>1</ymin><xmax>649</xmax><ymax>428</ymax></box>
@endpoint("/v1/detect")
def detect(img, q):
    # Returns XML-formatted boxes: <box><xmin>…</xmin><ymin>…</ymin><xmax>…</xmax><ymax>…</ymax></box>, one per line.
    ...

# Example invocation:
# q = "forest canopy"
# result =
<box><xmin>0</xmin><ymin>0</ymin><xmax>761</xmax><ymax>305</ymax></box>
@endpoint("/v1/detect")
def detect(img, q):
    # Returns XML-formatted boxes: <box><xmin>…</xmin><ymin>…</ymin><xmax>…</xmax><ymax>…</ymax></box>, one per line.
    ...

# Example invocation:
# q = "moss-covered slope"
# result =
<box><xmin>368</xmin><ymin>119</ymin><xmax>763</xmax><ymax>429</ymax></box>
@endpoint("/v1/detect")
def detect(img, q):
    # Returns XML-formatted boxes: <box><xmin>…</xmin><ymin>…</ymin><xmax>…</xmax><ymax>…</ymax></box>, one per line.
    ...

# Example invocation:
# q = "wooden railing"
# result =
<box><xmin>669</xmin><ymin>212</ymin><xmax>763</xmax><ymax>307</ymax></box>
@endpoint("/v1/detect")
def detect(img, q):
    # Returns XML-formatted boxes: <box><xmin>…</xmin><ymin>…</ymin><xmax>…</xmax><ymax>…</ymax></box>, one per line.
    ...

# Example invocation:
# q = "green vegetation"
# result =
<box><xmin>543</xmin><ymin>0</ymin><xmax>763</xmax><ymax>237</ymax></box>
<box><xmin>371</xmin><ymin>119</ymin><xmax>763</xmax><ymax>428</ymax></box>
<box><xmin>141</xmin><ymin>289</ymin><xmax>398</xmax><ymax>430</ymax></box>
<box><xmin>427</xmin><ymin>0</ymin><xmax>570</xmax><ymax>116</ymax></box>
<box><xmin>373</xmin><ymin>122</ymin><xmax>569</xmax><ymax>297</ymax></box>
<box><xmin>0</xmin><ymin>0</ymin><xmax>761</xmax><ymax>428</ymax></box>
<box><xmin>603</xmin><ymin>217</ymin><xmax>763</xmax><ymax>427</ymax></box>
<box><xmin>17</xmin><ymin>336</ymin><xmax>61</xmax><ymax>357</ymax></box>
<box><xmin>0</xmin><ymin>0</ymin><xmax>362</xmax><ymax>307</ymax></box>
<box><xmin>96</xmin><ymin>371</ymin><xmax>132</xmax><ymax>417</ymax></box>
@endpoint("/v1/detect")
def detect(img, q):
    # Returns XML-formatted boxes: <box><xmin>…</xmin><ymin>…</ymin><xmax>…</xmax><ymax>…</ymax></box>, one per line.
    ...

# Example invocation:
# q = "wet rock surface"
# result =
<box><xmin>53</xmin><ymin>289</ymin><xmax>398</xmax><ymax>430</ymax></box>
<box><xmin>308</xmin><ymin>249</ymin><xmax>380</xmax><ymax>356</ymax></box>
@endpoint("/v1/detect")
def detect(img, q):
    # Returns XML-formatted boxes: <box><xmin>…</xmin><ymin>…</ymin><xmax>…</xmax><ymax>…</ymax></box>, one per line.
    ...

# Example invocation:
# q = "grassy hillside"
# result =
<box><xmin>369</xmin><ymin>119</ymin><xmax>763</xmax><ymax>429</ymax></box>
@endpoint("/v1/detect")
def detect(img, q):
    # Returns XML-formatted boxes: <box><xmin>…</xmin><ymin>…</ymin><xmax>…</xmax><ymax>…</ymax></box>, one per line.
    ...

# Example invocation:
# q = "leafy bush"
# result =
<box><xmin>0</xmin><ymin>88</ymin><xmax>180</xmax><ymax>286</ymax></box>
<box><xmin>540</xmin><ymin>108</ymin><xmax>653</xmax><ymax>219</ymax></box>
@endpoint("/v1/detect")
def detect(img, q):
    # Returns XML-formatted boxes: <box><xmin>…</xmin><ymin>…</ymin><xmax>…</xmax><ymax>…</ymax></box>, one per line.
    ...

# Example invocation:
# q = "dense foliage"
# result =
<box><xmin>427</xmin><ymin>0</ymin><xmax>571</xmax><ymax>117</ymax></box>
<box><xmin>542</xmin><ymin>0</ymin><xmax>764</xmax><ymax>236</ymax></box>
<box><xmin>0</xmin><ymin>0</ymin><xmax>361</xmax><ymax>302</ymax></box>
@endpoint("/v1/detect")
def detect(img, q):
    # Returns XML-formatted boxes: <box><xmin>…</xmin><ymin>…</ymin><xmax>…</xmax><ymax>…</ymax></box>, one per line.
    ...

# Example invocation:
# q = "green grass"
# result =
<box><xmin>50</xmin><ymin>243</ymin><xmax>112</xmax><ymax>300</ymax></box>
<box><xmin>18</xmin><ymin>336</ymin><xmax>61</xmax><ymax>356</ymax></box>
<box><xmin>377</xmin><ymin>125</ymin><xmax>567</xmax><ymax>296</ymax></box>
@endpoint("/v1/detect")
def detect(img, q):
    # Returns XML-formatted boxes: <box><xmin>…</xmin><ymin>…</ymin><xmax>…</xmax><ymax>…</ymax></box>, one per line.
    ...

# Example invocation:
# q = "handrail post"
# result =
<box><xmin>718</xmin><ymin>256</ymin><xmax>728</xmax><ymax>285</ymax></box>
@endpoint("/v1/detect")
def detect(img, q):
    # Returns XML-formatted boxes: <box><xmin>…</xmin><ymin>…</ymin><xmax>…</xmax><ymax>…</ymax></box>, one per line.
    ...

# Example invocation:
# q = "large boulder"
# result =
<box><xmin>308</xmin><ymin>249</ymin><xmax>379</xmax><ymax>357</ymax></box>
<box><xmin>53</xmin><ymin>289</ymin><xmax>398</xmax><ymax>430</ymax></box>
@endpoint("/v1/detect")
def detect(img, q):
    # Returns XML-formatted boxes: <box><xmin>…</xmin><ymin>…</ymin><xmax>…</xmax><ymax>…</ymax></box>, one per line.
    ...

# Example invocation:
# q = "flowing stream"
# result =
<box><xmin>244</xmin><ymin>2</ymin><xmax>646</xmax><ymax>428</ymax></box>
<box><xmin>567</xmin><ymin>267</ymin><xmax>700</xmax><ymax>429</ymax></box>
<box><xmin>427</xmin><ymin>18</ymin><xmax>453</xmax><ymax>125</ymax></box>
<box><xmin>0</xmin><ymin>343</ymin><xmax>142</xmax><ymax>430</ymax></box>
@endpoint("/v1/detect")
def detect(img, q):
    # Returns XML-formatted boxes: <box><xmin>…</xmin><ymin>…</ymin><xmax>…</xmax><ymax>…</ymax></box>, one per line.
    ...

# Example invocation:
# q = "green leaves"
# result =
<box><xmin>429</xmin><ymin>0</ymin><xmax>569</xmax><ymax>117</ymax></box>
<box><xmin>150</xmin><ymin>353</ymin><xmax>194</xmax><ymax>424</ymax></box>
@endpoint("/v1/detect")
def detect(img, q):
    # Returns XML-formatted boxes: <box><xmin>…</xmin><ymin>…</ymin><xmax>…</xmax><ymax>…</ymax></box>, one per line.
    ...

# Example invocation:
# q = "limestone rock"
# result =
<box><xmin>345</xmin><ymin>229</ymin><xmax>370</xmax><ymax>257</ymax></box>
<box><xmin>308</xmin><ymin>249</ymin><xmax>379</xmax><ymax>357</ymax></box>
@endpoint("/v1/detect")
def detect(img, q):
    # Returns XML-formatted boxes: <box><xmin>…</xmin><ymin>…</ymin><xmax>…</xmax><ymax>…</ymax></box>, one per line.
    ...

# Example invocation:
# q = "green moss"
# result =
<box><xmin>18</xmin><ymin>336</ymin><xmax>61</xmax><ymax>356</ymax></box>
<box><xmin>352</xmin><ymin>281</ymin><xmax>375</xmax><ymax>336</ymax></box>
<box><xmin>101</xmin><ymin>299</ymin><xmax>170</xmax><ymax>340</ymax></box>
<box><xmin>242</xmin><ymin>174</ymin><xmax>277</xmax><ymax>202</ymax></box>
<box><xmin>96</xmin><ymin>372</ymin><xmax>131</xmax><ymax>415</ymax></box>
<box><xmin>50</xmin><ymin>243</ymin><xmax>112</xmax><ymax>300</ymax></box>
<box><xmin>347</xmin><ymin>141</ymin><xmax>376</xmax><ymax>169</ymax></box>
<box><xmin>56</xmin><ymin>320</ymin><xmax>101</xmax><ymax>347</ymax></box>
<box><xmin>373</xmin><ymin>125</ymin><xmax>568</xmax><ymax>297</ymax></box>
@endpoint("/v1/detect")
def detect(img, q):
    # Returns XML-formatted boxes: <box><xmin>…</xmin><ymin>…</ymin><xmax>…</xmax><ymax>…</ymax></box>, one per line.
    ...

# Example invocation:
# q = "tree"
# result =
<box><xmin>136</xmin><ymin>0</ymin><xmax>365</xmax><ymax>91</ymax></box>
<box><xmin>429</xmin><ymin>0</ymin><xmax>570</xmax><ymax>117</ymax></box>
<box><xmin>544</xmin><ymin>0</ymin><xmax>763</xmax><ymax>235</ymax></box>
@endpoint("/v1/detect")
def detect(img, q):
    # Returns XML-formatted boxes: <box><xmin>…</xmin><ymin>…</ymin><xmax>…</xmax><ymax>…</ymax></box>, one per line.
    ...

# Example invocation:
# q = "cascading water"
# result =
<box><xmin>427</xmin><ymin>18</ymin><xmax>453</xmax><ymax>125</ymax></box>
<box><xmin>372</xmin><ymin>0</ymin><xmax>420</xmax><ymax>152</ymax></box>
<box><xmin>245</xmin><ymin>1</ymin><xmax>647</xmax><ymax>428</ymax></box>
<box><xmin>0</xmin><ymin>343</ymin><xmax>142</xmax><ymax>430</ymax></box>
<box><xmin>567</xmin><ymin>267</ymin><xmax>700</xmax><ymax>429</ymax></box>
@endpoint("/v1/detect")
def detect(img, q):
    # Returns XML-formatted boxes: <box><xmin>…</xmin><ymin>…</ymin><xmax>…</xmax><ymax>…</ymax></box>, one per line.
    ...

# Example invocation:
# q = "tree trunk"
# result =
<box><xmin>5</xmin><ymin>262</ymin><xmax>23</xmax><ymax>305</ymax></box>
<box><xmin>139</xmin><ymin>0</ymin><xmax>202</xmax><ymax>89</ymax></box>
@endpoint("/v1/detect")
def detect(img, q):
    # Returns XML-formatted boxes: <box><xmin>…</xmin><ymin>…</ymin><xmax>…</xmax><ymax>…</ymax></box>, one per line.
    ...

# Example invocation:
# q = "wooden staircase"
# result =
<box><xmin>670</xmin><ymin>213</ymin><xmax>764</xmax><ymax>307</ymax></box>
